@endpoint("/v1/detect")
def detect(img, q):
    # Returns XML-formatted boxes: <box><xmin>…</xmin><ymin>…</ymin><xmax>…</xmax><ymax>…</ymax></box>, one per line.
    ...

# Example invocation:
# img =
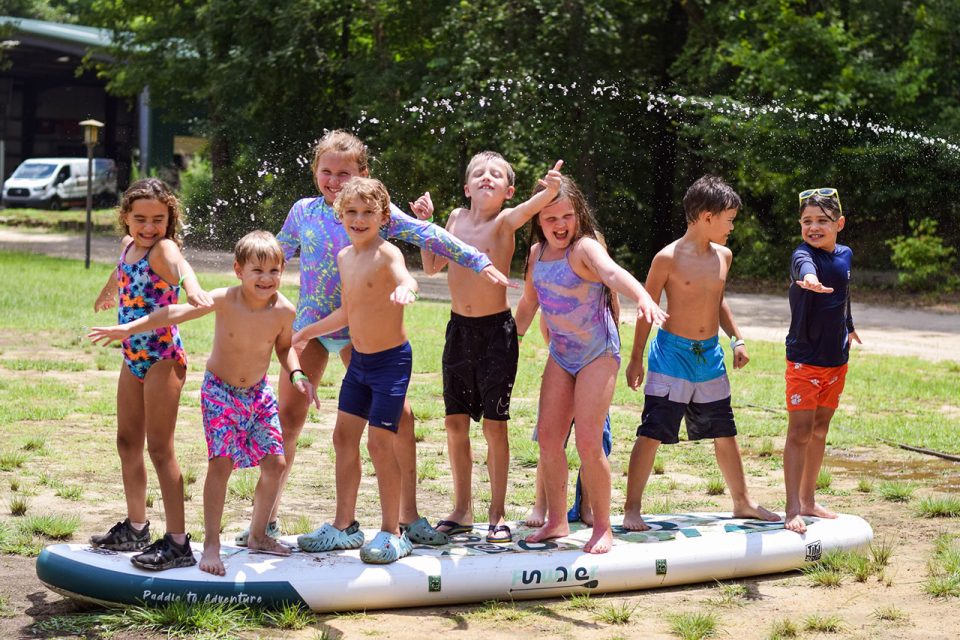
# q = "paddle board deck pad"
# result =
<box><xmin>37</xmin><ymin>513</ymin><xmax>872</xmax><ymax>612</ymax></box>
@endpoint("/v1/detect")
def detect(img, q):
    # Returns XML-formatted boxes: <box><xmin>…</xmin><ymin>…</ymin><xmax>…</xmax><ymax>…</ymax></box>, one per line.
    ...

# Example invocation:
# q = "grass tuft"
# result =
<box><xmin>915</xmin><ymin>495</ymin><xmax>960</xmax><ymax>518</ymax></box>
<box><xmin>803</xmin><ymin>614</ymin><xmax>843</xmax><ymax>633</ymax></box>
<box><xmin>54</xmin><ymin>484</ymin><xmax>84</xmax><ymax>501</ymax></box>
<box><xmin>925</xmin><ymin>534</ymin><xmax>960</xmax><ymax>597</ymax></box>
<box><xmin>872</xmin><ymin>605</ymin><xmax>907</xmax><ymax>622</ymax></box>
<box><xmin>878</xmin><ymin>480</ymin><xmax>915</xmax><ymax>503</ymax></box>
<box><xmin>563</xmin><ymin>592</ymin><xmax>595</xmax><ymax>610</ymax></box>
<box><xmin>21</xmin><ymin>436</ymin><xmax>46</xmax><ymax>452</ymax></box>
<box><xmin>815</xmin><ymin>467</ymin><xmax>832</xmax><ymax>490</ymax></box>
<box><xmin>264</xmin><ymin>602</ymin><xmax>315</xmax><ymax>629</ymax></box>
<box><xmin>228</xmin><ymin>470</ymin><xmax>257</xmax><ymax>502</ymax></box>
<box><xmin>768</xmin><ymin>618</ymin><xmax>799</xmax><ymax>639</ymax></box>
<box><xmin>466</xmin><ymin>600</ymin><xmax>532</xmax><ymax>622</ymax></box>
<box><xmin>707</xmin><ymin>581</ymin><xmax>747</xmax><ymax>607</ymax></box>
<box><xmin>0</xmin><ymin>450</ymin><xmax>28</xmax><ymax>471</ymax></box>
<box><xmin>19</xmin><ymin>513</ymin><xmax>81</xmax><ymax>539</ymax></box>
<box><xmin>704</xmin><ymin>476</ymin><xmax>726</xmax><ymax>496</ymax></box>
<box><xmin>668</xmin><ymin>611</ymin><xmax>717</xmax><ymax>639</ymax></box>
<box><xmin>856</xmin><ymin>477</ymin><xmax>873</xmax><ymax>493</ymax></box>
<box><xmin>653</xmin><ymin>457</ymin><xmax>666</xmax><ymax>474</ymax></box>
<box><xmin>595</xmin><ymin>601</ymin><xmax>638</xmax><ymax>625</ymax></box>
<box><xmin>9</xmin><ymin>495</ymin><xmax>29</xmax><ymax>516</ymax></box>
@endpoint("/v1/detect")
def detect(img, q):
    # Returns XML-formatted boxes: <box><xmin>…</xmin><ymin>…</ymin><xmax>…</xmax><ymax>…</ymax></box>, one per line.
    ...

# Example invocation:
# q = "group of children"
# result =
<box><xmin>86</xmin><ymin>130</ymin><xmax>857</xmax><ymax>573</ymax></box>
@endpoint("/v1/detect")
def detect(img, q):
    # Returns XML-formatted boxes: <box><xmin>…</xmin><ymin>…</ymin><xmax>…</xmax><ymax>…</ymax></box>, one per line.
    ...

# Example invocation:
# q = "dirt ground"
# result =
<box><xmin>1</xmin><ymin>229</ymin><xmax>958</xmax><ymax>638</ymax></box>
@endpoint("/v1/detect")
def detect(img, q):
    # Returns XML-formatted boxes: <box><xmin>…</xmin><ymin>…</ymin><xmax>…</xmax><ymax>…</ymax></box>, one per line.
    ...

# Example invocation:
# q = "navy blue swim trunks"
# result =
<box><xmin>338</xmin><ymin>342</ymin><xmax>412</xmax><ymax>432</ymax></box>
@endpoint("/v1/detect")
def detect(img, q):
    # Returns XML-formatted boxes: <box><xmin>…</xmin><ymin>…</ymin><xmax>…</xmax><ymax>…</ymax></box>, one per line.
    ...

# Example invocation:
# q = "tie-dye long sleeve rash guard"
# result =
<box><xmin>277</xmin><ymin>197</ymin><xmax>493</xmax><ymax>340</ymax></box>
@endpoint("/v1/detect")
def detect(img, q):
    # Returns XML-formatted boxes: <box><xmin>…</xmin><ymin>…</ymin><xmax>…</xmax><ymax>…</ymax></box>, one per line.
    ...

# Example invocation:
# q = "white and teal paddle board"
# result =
<box><xmin>37</xmin><ymin>513</ymin><xmax>872</xmax><ymax>612</ymax></box>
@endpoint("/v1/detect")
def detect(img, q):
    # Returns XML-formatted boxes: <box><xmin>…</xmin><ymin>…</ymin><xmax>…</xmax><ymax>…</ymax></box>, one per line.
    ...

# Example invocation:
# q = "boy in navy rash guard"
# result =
<box><xmin>783</xmin><ymin>189</ymin><xmax>862</xmax><ymax>534</ymax></box>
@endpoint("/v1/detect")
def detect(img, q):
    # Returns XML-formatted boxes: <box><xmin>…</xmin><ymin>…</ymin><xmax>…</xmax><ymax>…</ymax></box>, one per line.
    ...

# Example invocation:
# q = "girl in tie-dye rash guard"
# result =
<box><xmin>514</xmin><ymin>175</ymin><xmax>666</xmax><ymax>556</ymax></box>
<box><xmin>238</xmin><ymin>130</ymin><xmax>509</xmax><ymax>549</ymax></box>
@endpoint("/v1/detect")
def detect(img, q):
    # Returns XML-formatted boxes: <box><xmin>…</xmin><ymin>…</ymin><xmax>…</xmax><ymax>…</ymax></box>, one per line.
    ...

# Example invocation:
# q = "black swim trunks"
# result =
<box><xmin>442</xmin><ymin>310</ymin><xmax>518</xmax><ymax>422</ymax></box>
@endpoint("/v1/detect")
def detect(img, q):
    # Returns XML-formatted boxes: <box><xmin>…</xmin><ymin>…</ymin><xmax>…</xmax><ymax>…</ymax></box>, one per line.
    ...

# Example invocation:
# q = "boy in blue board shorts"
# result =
<box><xmin>784</xmin><ymin>188</ymin><xmax>860</xmax><ymax>534</ymax></box>
<box><xmin>622</xmin><ymin>175</ymin><xmax>779</xmax><ymax>531</ymax></box>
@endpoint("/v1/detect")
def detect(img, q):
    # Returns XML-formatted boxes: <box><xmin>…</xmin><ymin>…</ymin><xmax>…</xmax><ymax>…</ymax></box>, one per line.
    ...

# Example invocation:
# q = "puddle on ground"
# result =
<box><xmin>825</xmin><ymin>451</ymin><xmax>960</xmax><ymax>493</ymax></box>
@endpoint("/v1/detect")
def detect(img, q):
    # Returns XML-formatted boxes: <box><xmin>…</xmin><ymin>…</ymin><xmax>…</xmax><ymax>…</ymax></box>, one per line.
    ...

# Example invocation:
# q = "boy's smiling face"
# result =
<box><xmin>340</xmin><ymin>195</ymin><xmax>388</xmax><ymax>243</ymax></box>
<box><xmin>799</xmin><ymin>205</ymin><xmax>845</xmax><ymax>251</ymax></box>
<box><xmin>235</xmin><ymin>256</ymin><xmax>283</xmax><ymax>300</ymax></box>
<box><xmin>464</xmin><ymin>158</ymin><xmax>515</xmax><ymax>206</ymax></box>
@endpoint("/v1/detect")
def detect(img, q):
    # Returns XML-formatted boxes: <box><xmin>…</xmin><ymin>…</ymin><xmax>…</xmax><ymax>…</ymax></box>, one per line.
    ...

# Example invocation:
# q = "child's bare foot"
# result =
<box><xmin>733</xmin><ymin>501</ymin><xmax>780</xmax><ymax>522</ymax></box>
<box><xmin>801</xmin><ymin>502</ymin><xmax>838</xmax><ymax>519</ymax></box>
<box><xmin>784</xmin><ymin>512</ymin><xmax>807</xmax><ymax>534</ymax></box>
<box><xmin>583</xmin><ymin>527</ymin><xmax>613</xmax><ymax>554</ymax></box>
<box><xmin>249</xmin><ymin>536</ymin><xmax>292</xmax><ymax>557</ymax></box>
<box><xmin>524</xmin><ymin>505</ymin><xmax>546</xmax><ymax>528</ymax></box>
<box><xmin>525</xmin><ymin>520</ymin><xmax>569</xmax><ymax>543</ymax></box>
<box><xmin>200</xmin><ymin>546</ymin><xmax>225</xmax><ymax>576</ymax></box>
<box><xmin>622</xmin><ymin>508</ymin><xmax>651</xmax><ymax>531</ymax></box>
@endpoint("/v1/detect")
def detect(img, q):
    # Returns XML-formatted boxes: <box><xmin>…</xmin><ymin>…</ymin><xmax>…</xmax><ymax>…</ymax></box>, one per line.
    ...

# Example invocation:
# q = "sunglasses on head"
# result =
<box><xmin>798</xmin><ymin>187</ymin><xmax>842</xmax><ymax>219</ymax></box>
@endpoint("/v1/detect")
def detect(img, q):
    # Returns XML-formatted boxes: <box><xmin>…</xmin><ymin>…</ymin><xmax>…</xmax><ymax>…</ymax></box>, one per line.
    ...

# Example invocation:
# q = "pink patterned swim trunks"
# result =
<box><xmin>201</xmin><ymin>370</ymin><xmax>284</xmax><ymax>469</ymax></box>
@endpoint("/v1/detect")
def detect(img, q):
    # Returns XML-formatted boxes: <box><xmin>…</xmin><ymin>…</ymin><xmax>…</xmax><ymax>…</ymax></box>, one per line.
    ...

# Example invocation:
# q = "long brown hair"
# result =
<box><xmin>310</xmin><ymin>130</ymin><xmax>370</xmax><ymax>192</ymax></box>
<box><xmin>117</xmin><ymin>178</ymin><xmax>183</xmax><ymax>248</ymax></box>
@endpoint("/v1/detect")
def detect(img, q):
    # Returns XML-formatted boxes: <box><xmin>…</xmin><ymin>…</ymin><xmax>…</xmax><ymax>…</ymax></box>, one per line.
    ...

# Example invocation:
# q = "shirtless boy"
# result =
<box><xmin>89</xmin><ymin>231</ymin><xmax>318</xmax><ymax>575</ymax></box>
<box><xmin>622</xmin><ymin>175</ymin><xmax>779</xmax><ymax>531</ymax></box>
<box><xmin>292</xmin><ymin>177</ymin><xmax>421</xmax><ymax>563</ymax></box>
<box><xmin>419</xmin><ymin>152</ymin><xmax>562</xmax><ymax>542</ymax></box>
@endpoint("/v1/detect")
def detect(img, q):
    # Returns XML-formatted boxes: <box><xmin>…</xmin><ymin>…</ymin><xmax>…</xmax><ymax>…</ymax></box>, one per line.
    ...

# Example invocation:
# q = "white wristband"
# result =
<box><xmin>730</xmin><ymin>338</ymin><xmax>746</xmax><ymax>350</ymax></box>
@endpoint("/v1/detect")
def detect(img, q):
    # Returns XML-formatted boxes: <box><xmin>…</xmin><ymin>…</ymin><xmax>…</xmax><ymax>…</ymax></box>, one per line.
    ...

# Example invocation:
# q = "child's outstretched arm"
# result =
<box><xmin>513</xmin><ymin>249</ymin><xmax>540</xmax><ymax>339</ymax></box>
<box><xmin>386</xmin><ymin>203</ymin><xmax>514</xmax><ymax>288</ymax></box>
<box><xmin>292</xmin><ymin>307</ymin><xmax>348</xmax><ymax>346</ymax></box>
<box><xmin>577</xmin><ymin>238</ymin><xmax>668</xmax><ymax>326</ymax></box>
<box><xmin>388</xmin><ymin>249</ymin><xmax>420</xmax><ymax>305</ymax></box>
<box><xmin>501</xmin><ymin>160</ymin><xmax>564</xmax><ymax>231</ymax></box>
<box><xmin>153</xmin><ymin>240</ymin><xmax>214</xmax><ymax>307</ymax></box>
<box><xmin>87</xmin><ymin>291</ymin><xmax>224</xmax><ymax>345</ymax></box>
<box><xmin>276</xmin><ymin>312</ymin><xmax>320</xmax><ymax>409</ymax></box>
<box><xmin>624</xmin><ymin>253</ymin><xmax>668</xmax><ymax>391</ymax></box>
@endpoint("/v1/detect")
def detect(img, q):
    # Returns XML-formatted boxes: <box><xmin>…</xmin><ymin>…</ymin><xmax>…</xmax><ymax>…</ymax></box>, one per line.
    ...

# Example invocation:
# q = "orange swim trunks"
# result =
<box><xmin>785</xmin><ymin>360</ymin><xmax>848</xmax><ymax>412</ymax></box>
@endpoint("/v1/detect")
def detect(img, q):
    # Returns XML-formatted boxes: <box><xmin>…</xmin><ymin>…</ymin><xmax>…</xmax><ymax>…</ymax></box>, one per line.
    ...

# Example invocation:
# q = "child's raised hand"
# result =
<box><xmin>87</xmin><ymin>325</ymin><xmax>129</xmax><ymax>346</ymax></box>
<box><xmin>625</xmin><ymin>357</ymin><xmax>645</xmax><ymax>391</ymax></box>
<box><xmin>187</xmin><ymin>287</ymin><xmax>215</xmax><ymax>308</ymax></box>
<box><xmin>93</xmin><ymin>289</ymin><xmax>117</xmax><ymax>312</ymax></box>
<box><xmin>295</xmin><ymin>378</ymin><xmax>321</xmax><ymax>409</ymax></box>
<box><xmin>409</xmin><ymin>191</ymin><xmax>434</xmax><ymax>221</ymax></box>
<box><xmin>796</xmin><ymin>273</ymin><xmax>834</xmax><ymax>294</ymax></box>
<box><xmin>390</xmin><ymin>285</ymin><xmax>418</xmax><ymax>305</ymax></box>
<box><xmin>538</xmin><ymin>160</ymin><xmax>564</xmax><ymax>194</ymax></box>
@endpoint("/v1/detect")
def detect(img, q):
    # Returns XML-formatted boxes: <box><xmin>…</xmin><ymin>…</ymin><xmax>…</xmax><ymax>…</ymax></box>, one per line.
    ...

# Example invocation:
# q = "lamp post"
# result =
<box><xmin>80</xmin><ymin>119</ymin><xmax>104</xmax><ymax>269</ymax></box>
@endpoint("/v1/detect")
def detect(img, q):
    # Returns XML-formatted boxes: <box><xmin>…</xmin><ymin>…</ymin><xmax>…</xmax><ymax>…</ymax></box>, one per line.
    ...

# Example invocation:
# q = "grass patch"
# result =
<box><xmin>803</xmin><ymin>613</ymin><xmax>843</xmax><ymax>633</ymax></box>
<box><xmin>563</xmin><ymin>592</ymin><xmax>595</xmax><ymax>610</ymax></box>
<box><xmin>182</xmin><ymin>465</ymin><xmax>199</xmax><ymax>486</ymax></box>
<box><xmin>20</xmin><ymin>436</ymin><xmax>46</xmax><ymax>452</ymax></box>
<box><xmin>668</xmin><ymin>611</ymin><xmax>717</xmax><ymax>639</ymax></box>
<box><xmin>19</xmin><ymin>513</ymin><xmax>81</xmax><ymax>539</ymax></box>
<box><xmin>466</xmin><ymin>599</ymin><xmax>532</xmax><ymax>622</ymax></box>
<box><xmin>704</xmin><ymin>476</ymin><xmax>725</xmax><ymax>496</ymax></box>
<box><xmin>298</xmin><ymin>432</ymin><xmax>316</xmax><ymax>448</ymax></box>
<box><xmin>417</xmin><ymin>457</ymin><xmax>440</xmax><ymax>481</ymax></box>
<box><xmin>707</xmin><ymin>581</ymin><xmax>747</xmax><ymax>606</ymax></box>
<box><xmin>768</xmin><ymin>618</ymin><xmax>799</xmax><ymax>639</ymax></box>
<box><xmin>653</xmin><ymin>457</ymin><xmax>666</xmax><ymax>474</ymax></box>
<box><xmin>925</xmin><ymin>534</ymin><xmax>960</xmax><ymax>598</ymax></box>
<box><xmin>264</xmin><ymin>602</ymin><xmax>316</xmax><ymax>630</ymax></box>
<box><xmin>2</xmin><ymin>358</ymin><xmax>86</xmax><ymax>372</ymax></box>
<box><xmin>871</xmin><ymin>537</ymin><xmax>894</xmax><ymax>568</ymax></box>
<box><xmin>0</xmin><ymin>450</ymin><xmax>28</xmax><ymax>471</ymax></box>
<box><xmin>802</xmin><ymin>565</ymin><xmax>843</xmax><ymax>587</ymax></box>
<box><xmin>872</xmin><ymin>605</ymin><xmax>907</xmax><ymax>622</ymax></box>
<box><xmin>54</xmin><ymin>483</ymin><xmax>84</xmax><ymax>501</ymax></box>
<box><xmin>228</xmin><ymin>470</ymin><xmax>257</xmax><ymax>502</ymax></box>
<box><xmin>9</xmin><ymin>495</ymin><xmax>29</xmax><ymax>516</ymax></box>
<box><xmin>856</xmin><ymin>477</ymin><xmax>873</xmax><ymax>493</ymax></box>
<box><xmin>755</xmin><ymin>437</ymin><xmax>776</xmax><ymax>457</ymax></box>
<box><xmin>877</xmin><ymin>480</ymin><xmax>915</xmax><ymax>502</ymax></box>
<box><xmin>915</xmin><ymin>495</ymin><xmax>960</xmax><ymax>518</ymax></box>
<box><xmin>286</xmin><ymin>514</ymin><xmax>314</xmax><ymax>535</ymax></box>
<box><xmin>595</xmin><ymin>601</ymin><xmax>638</xmax><ymax>625</ymax></box>
<box><xmin>815</xmin><ymin>467</ymin><xmax>832</xmax><ymax>490</ymax></box>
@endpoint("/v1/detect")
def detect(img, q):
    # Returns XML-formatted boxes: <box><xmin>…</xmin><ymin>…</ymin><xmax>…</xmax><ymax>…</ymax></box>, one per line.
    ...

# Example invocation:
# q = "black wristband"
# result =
<box><xmin>289</xmin><ymin>368</ymin><xmax>305</xmax><ymax>384</ymax></box>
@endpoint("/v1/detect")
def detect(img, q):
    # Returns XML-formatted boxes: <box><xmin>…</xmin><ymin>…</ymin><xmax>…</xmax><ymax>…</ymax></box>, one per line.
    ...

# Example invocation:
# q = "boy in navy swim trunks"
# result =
<box><xmin>622</xmin><ymin>175</ymin><xmax>779</xmax><ymax>531</ymax></box>
<box><xmin>293</xmin><ymin>177</ymin><xmax>421</xmax><ymax>564</ymax></box>
<box><xmin>784</xmin><ymin>189</ymin><xmax>860</xmax><ymax>533</ymax></box>
<box><xmin>417</xmin><ymin>152</ymin><xmax>563</xmax><ymax>543</ymax></box>
<box><xmin>89</xmin><ymin>231</ymin><xmax>319</xmax><ymax>576</ymax></box>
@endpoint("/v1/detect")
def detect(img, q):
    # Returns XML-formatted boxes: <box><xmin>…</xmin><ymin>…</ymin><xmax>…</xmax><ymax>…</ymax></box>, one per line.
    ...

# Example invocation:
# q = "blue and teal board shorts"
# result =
<box><xmin>636</xmin><ymin>329</ymin><xmax>736</xmax><ymax>444</ymax></box>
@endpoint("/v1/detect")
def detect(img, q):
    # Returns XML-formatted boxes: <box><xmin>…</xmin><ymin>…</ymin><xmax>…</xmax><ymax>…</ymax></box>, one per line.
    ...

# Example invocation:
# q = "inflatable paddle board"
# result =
<box><xmin>37</xmin><ymin>513</ymin><xmax>872</xmax><ymax>612</ymax></box>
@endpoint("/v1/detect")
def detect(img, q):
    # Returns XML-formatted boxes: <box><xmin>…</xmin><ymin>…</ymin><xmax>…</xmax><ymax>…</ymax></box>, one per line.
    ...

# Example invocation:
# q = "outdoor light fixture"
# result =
<box><xmin>80</xmin><ymin>119</ymin><xmax>104</xmax><ymax>269</ymax></box>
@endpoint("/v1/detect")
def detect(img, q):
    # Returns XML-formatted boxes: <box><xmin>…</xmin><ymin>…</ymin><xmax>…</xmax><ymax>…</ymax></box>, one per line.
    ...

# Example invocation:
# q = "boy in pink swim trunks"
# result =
<box><xmin>90</xmin><ymin>231</ymin><xmax>319</xmax><ymax>576</ymax></box>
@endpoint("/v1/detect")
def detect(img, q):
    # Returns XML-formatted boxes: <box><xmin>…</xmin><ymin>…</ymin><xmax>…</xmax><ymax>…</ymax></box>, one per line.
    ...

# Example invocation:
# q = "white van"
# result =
<box><xmin>2</xmin><ymin>157</ymin><xmax>118</xmax><ymax>210</ymax></box>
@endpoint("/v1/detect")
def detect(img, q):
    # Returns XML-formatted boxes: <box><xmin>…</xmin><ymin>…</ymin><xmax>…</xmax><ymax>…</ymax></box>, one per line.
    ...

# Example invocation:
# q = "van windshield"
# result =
<box><xmin>12</xmin><ymin>163</ymin><xmax>57</xmax><ymax>180</ymax></box>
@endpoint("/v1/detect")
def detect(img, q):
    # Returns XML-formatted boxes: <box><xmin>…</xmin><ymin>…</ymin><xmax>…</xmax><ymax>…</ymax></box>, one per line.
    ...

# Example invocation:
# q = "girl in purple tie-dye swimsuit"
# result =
<box><xmin>515</xmin><ymin>175</ymin><xmax>667</xmax><ymax>556</ymax></box>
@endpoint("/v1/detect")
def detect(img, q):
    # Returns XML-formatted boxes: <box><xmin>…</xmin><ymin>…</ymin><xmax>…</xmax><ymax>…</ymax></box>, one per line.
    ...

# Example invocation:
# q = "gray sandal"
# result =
<box><xmin>401</xmin><ymin>517</ymin><xmax>449</xmax><ymax>546</ymax></box>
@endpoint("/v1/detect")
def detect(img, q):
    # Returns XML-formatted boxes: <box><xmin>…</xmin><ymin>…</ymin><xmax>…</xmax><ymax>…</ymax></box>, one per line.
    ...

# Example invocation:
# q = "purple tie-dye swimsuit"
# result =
<box><xmin>277</xmin><ymin>197</ymin><xmax>492</xmax><ymax>340</ymax></box>
<box><xmin>533</xmin><ymin>243</ymin><xmax>620</xmax><ymax>376</ymax></box>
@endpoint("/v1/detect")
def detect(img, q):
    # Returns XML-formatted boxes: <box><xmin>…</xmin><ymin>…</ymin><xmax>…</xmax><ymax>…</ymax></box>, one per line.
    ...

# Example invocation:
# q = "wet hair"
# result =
<box><xmin>799</xmin><ymin>194</ymin><xmax>842</xmax><ymax>221</ymax></box>
<box><xmin>464</xmin><ymin>151</ymin><xmax>515</xmax><ymax>186</ymax></box>
<box><xmin>117</xmin><ymin>178</ymin><xmax>183</xmax><ymax>248</ymax></box>
<box><xmin>682</xmin><ymin>174</ymin><xmax>742</xmax><ymax>224</ymax></box>
<box><xmin>234</xmin><ymin>230</ymin><xmax>285</xmax><ymax>268</ymax></box>
<box><xmin>310</xmin><ymin>130</ymin><xmax>370</xmax><ymax>191</ymax></box>
<box><xmin>333</xmin><ymin>177</ymin><xmax>391</xmax><ymax>224</ymax></box>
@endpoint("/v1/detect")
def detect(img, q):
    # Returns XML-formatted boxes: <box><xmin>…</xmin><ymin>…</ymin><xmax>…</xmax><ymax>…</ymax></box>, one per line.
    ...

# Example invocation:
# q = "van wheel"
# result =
<box><xmin>49</xmin><ymin>196</ymin><xmax>63</xmax><ymax>211</ymax></box>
